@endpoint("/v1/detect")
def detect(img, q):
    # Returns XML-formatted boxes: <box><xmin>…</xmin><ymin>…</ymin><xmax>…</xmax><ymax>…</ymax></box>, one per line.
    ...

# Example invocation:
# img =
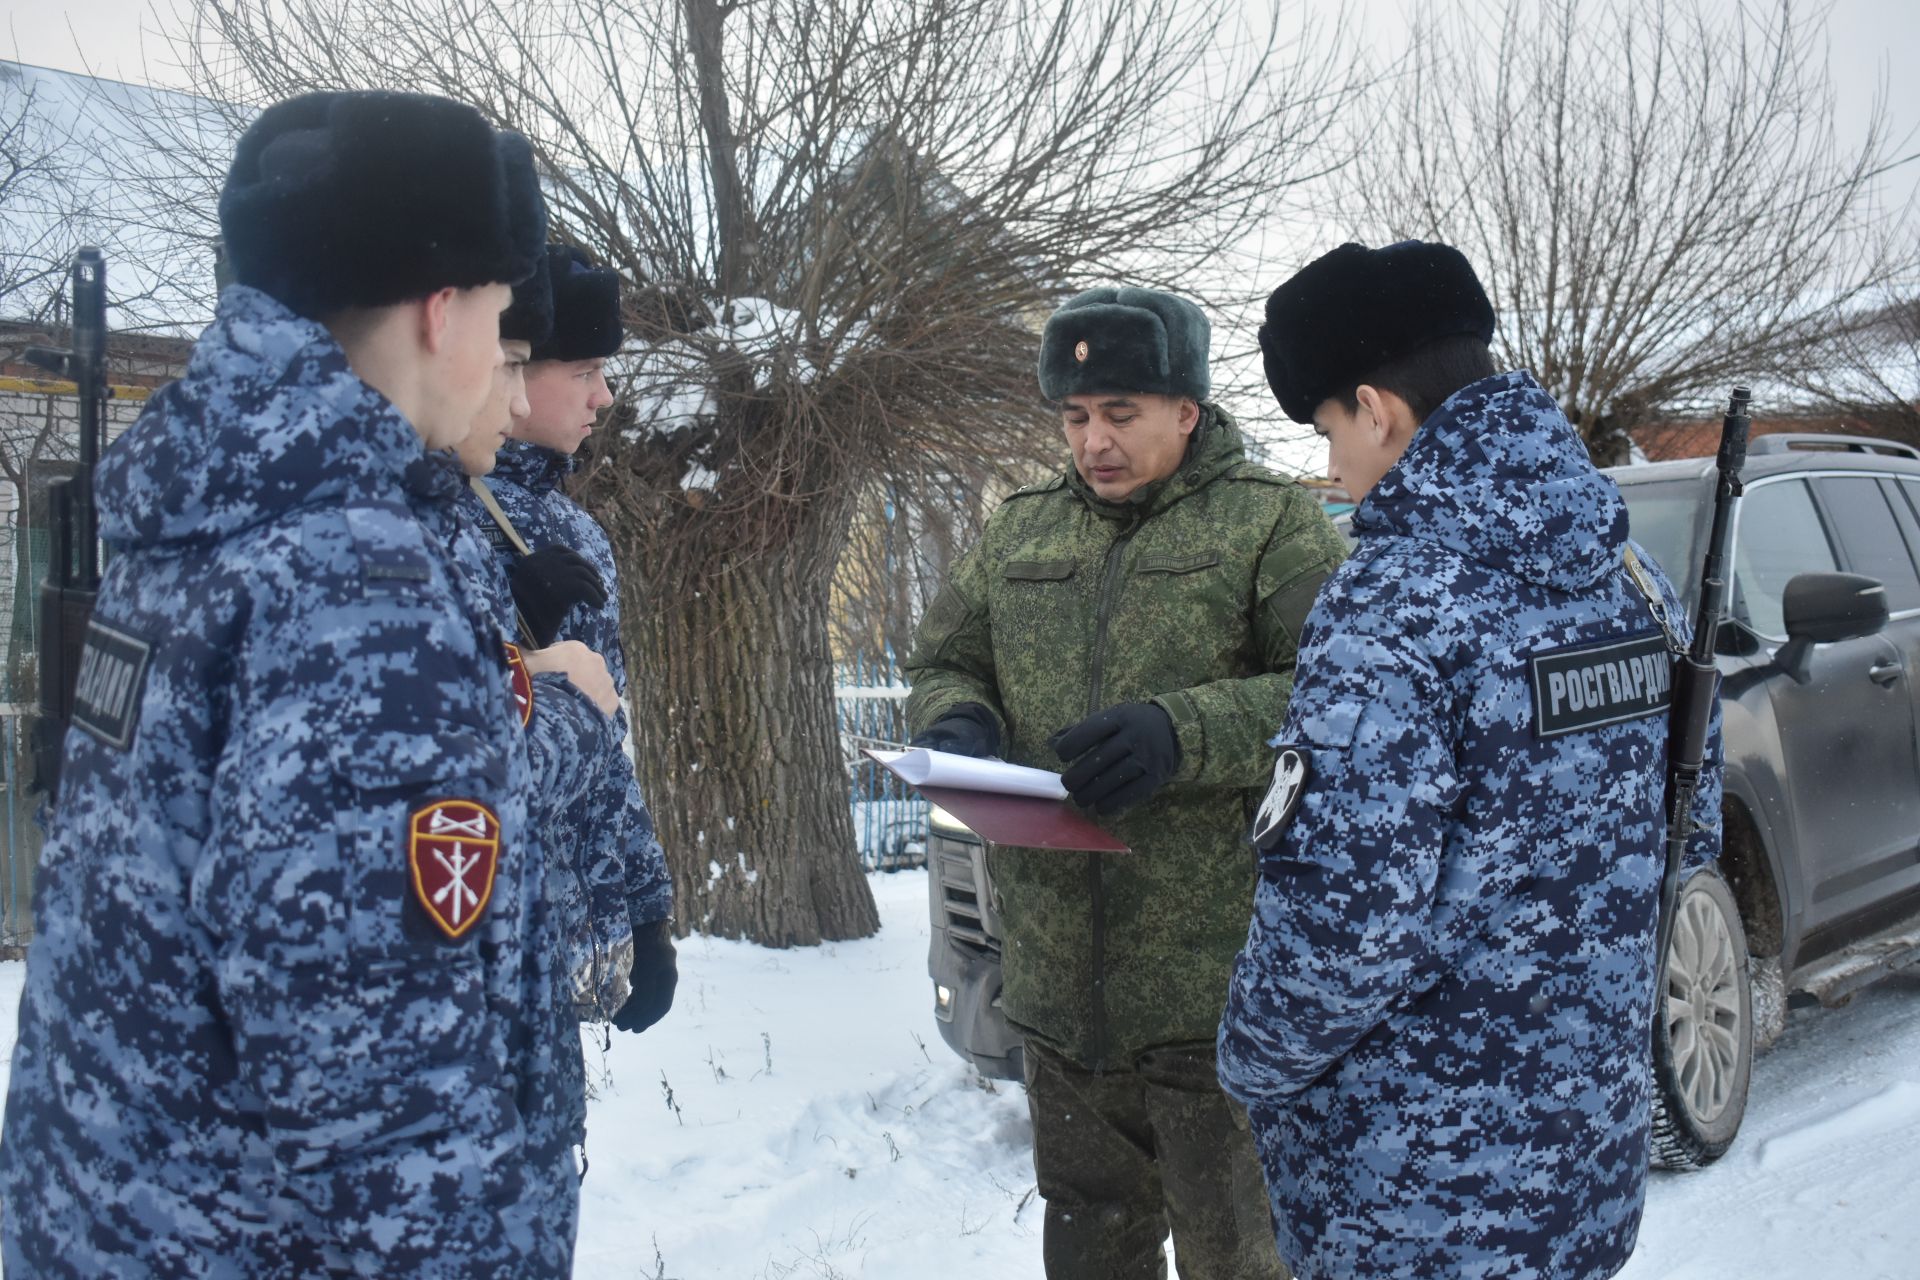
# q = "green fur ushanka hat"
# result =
<box><xmin>1038</xmin><ymin>287</ymin><xmax>1211</xmax><ymax>402</ymax></box>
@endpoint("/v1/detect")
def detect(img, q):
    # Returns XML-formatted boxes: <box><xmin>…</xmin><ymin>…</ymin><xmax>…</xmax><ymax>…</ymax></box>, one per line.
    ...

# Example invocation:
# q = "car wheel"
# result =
<box><xmin>1749</xmin><ymin>953</ymin><xmax>1788</xmax><ymax>1053</ymax></box>
<box><xmin>1651</xmin><ymin>868</ymin><xmax>1754</xmax><ymax>1170</ymax></box>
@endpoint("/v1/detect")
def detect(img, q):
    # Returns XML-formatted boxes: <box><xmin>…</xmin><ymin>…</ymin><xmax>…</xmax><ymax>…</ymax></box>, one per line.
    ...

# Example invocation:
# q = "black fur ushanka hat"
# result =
<box><xmin>1259</xmin><ymin>240</ymin><xmax>1495</xmax><ymax>424</ymax></box>
<box><xmin>219</xmin><ymin>91</ymin><xmax>546</xmax><ymax>317</ymax></box>
<box><xmin>531</xmin><ymin>245</ymin><xmax>623</xmax><ymax>362</ymax></box>
<box><xmin>497</xmin><ymin>134</ymin><xmax>555</xmax><ymax>346</ymax></box>
<box><xmin>1037</xmin><ymin>286</ymin><xmax>1211</xmax><ymax>402</ymax></box>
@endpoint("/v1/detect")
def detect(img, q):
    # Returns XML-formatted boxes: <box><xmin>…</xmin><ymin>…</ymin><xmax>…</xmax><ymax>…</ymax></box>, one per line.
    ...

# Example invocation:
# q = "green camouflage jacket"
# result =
<box><xmin>906</xmin><ymin>407</ymin><xmax>1346</xmax><ymax>1069</ymax></box>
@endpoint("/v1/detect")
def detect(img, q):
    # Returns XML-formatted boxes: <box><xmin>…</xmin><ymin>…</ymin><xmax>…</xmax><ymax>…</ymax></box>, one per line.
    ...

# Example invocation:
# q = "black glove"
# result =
<box><xmin>509</xmin><ymin>545</ymin><xmax>608</xmax><ymax>647</ymax></box>
<box><xmin>1053</xmin><ymin>701</ymin><xmax>1182</xmax><ymax>816</ymax></box>
<box><xmin>612</xmin><ymin>919</ymin><xmax>678</xmax><ymax>1034</ymax></box>
<box><xmin>909</xmin><ymin>702</ymin><xmax>1001</xmax><ymax>759</ymax></box>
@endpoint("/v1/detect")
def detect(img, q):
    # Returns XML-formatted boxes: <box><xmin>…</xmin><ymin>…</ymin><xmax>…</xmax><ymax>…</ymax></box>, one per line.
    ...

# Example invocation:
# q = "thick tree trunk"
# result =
<box><xmin>621</xmin><ymin>514</ymin><xmax>879</xmax><ymax>946</ymax></box>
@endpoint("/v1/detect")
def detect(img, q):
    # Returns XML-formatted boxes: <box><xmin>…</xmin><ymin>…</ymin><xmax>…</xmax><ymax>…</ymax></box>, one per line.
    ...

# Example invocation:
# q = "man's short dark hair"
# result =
<box><xmin>1332</xmin><ymin>334</ymin><xmax>1496</xmax><ymax>424</ymax></box>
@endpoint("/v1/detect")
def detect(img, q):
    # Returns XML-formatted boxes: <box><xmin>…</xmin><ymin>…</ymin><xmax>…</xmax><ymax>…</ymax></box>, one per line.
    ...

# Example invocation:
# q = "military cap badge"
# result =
<box><xmin>408</xmin><ymin>799</ymin><xmax>503</xmax><ymax>940</ymax></box>
<box><xmin>1074</xmin><ymin>340</ymin><xmax>1090</xmax><ymax>362</ymax></box>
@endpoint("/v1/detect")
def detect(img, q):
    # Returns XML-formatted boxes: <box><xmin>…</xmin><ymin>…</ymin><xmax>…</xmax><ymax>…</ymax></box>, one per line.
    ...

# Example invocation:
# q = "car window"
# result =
<box><xmin>1901</xmin><ymin>479</ymin><xmax>1920</xmax><ymax>524</ymax></box>
<box><xmin>1892</xmin><ymin>479</ymin><xmax>1920</xmax><ymax>581</ymax></box>
<box><xmin>1813</xmin><ymin>477</ymin><xmax>1920</xmax><ymax>614</ymax></box>
<box><xmin>1734</xmin><ymin>480</ymin><xmax>1839</xmax><ymax>639</ymax></box>
<box><xmin>1619</xmin><ymin>479</ymin><xmax>1704</xmax><ymax>603</ymax></box>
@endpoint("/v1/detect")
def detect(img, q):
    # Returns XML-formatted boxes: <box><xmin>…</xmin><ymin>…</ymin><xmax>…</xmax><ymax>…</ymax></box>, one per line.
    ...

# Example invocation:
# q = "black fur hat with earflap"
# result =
<box><xmin>532</xmin><ymin>245</ymin><xmax>623</xmax><ymax>362</ymax></box>
<box><xmin>496</xmin><ymin>134</ymin><xmax>555</xmax><ymax>347</ymax></box>
<box><xmin>1259</xmin><ymin>240</ymin><xmax>1495</xmax><ymax>424</ymax></box>
<box><xmin>220</xmin><ymin>91</ymin><xmax>546</xmax><ymax>317</ymax></box>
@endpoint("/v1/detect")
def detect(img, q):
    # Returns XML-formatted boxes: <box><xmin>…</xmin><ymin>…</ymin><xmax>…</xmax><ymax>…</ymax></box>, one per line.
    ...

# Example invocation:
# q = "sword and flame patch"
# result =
<box><xmin>408</xmin><ymin>799</ymin><xmax>502</xmax><ymax>940</ymax></box>
<box><xmin>503</xmin><ymin>642</ymin><xmax>534</xmax><ymax>728</ymax></box>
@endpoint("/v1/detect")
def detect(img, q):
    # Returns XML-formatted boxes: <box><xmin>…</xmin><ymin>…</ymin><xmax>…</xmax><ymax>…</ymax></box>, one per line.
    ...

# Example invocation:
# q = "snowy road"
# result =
<box><xmin>1</xmin><ymin>869</ymin><xmax>1917</xmax><ymax>1277</ymax></box>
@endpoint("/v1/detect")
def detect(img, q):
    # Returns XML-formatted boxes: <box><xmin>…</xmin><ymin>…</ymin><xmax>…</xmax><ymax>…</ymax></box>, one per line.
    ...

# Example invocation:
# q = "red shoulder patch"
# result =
<box><xmin>503</xmin><ymin>642</ymin><xmax>534</xmax><ymax>728</ymax></box>
<box><xmin>408</xmin><ymin>799</ymin><xmax>502</xmax><ymax>940</ymax></box>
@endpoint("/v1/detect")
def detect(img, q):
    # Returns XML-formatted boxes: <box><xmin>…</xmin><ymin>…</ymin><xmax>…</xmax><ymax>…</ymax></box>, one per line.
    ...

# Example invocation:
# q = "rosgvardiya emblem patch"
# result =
<box><xmin>1251</xmin><ymin>746</ymin><xmax>1311</xmax><ymax>850</ymax></box>
<box><xmin>503</xmin><ymin>641</ymin><xmax>534</xmax><ymax>727</ymax></box>
<box><xmin>408</xmin><ymin>799</ymin><xmax>502</xmax><ymax>940</ymax></box>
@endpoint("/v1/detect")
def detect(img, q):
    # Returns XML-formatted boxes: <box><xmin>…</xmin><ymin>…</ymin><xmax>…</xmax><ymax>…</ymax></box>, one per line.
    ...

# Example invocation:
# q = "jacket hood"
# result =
<box><xmin>97</xmin><ymin>285</ymin><xmax>448</xmax><ymax>549</ymax></box>
<box><xmin>491</xmin><ymin>440</ymin><xmax>574</xmax><ymax>495</ymax></box>
<box><xmin>1066</xmin><ymin>403</ymin><xmax>1248</xmax><ymax>520</ymax></box>
<box><xmin>1352</xmin><ymin>371</ymin><xmax>1626</xmax><ymax>592</ymax></box>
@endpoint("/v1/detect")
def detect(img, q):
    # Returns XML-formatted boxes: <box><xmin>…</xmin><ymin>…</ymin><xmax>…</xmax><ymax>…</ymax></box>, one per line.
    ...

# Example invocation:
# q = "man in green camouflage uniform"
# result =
<box><xmin>906</xmin><ymin>287</ymin><xmax>1346</xmax><ymax>1280</ymax></box>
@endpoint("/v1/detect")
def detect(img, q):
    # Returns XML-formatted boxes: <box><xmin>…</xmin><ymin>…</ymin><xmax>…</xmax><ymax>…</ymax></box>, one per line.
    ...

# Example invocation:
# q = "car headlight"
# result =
<box><xmin>929</xmin><ymin>804</ymin><xmax>975</xmax><ymax>836</ymax></box>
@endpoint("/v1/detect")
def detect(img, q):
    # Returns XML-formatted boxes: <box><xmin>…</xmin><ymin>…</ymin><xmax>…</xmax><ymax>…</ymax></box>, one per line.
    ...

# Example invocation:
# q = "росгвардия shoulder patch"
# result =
<box><xmin>1528</xmin><ymin>631</ymin><xmax>1672</xmax><ymax>739</ymax></box>
<box><xmin>71</xmin><ymin>618</ymin><xmax>154</xmax><ymax>751</ymax></box>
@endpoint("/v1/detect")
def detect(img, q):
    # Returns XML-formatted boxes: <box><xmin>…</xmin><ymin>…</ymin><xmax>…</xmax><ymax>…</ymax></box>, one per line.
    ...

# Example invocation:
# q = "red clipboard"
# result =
<box><xmin>864</xmin><ymin>750</ymin><xmax>1130</xmax><ymax>852</ymax></box>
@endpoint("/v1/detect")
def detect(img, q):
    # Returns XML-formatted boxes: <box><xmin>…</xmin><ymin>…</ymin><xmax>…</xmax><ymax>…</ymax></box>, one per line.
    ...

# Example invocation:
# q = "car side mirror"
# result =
<box><xmin>1775</xmin><ymin>572</ymin><xmax>1889</xmax><ymax>683</ymax></box>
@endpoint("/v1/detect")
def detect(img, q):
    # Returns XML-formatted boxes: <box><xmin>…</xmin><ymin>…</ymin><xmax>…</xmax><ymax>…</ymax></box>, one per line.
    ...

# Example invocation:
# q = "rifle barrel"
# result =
<box><xmin>1654</xmin><ymin>387</ymin><xmax>1748</xmax><ymax>995</ymax></box>
<box><xmin>1688</xmin><ymin>390</ymin><xmax>1749</xmax><ymax>662</ymax></box>
<box><xmin>71</xmin><ymin>248</ymin><xmax>106</xmax><ymax>587</ymax></box>
<box><xmin>33</xmin><ymin>248</ymin><xmax>110</xmax><ymax>800</ymax></box>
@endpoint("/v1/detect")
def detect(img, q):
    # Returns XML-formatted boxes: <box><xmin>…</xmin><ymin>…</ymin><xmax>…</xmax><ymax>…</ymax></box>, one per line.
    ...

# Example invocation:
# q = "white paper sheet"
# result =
<box><xmin>866</xmin><ymin>748</ymin><xmax>1069</xmax><ymax>801</ymax></box>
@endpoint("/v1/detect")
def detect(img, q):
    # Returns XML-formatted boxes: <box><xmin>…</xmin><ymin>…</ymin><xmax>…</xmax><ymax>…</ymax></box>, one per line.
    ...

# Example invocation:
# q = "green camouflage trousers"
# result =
<box><xmin>1023</xmin><ymin>1039</ymin><xmax>1289</xmax><ymax>1280</ymax></box>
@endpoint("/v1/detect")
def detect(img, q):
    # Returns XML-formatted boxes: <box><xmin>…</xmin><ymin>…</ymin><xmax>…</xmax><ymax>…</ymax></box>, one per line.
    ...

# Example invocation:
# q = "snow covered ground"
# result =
<box><xmin>1</xmin><ymin>869</ymin><xmax>1917</xmax><ymax>1277</ymax></box>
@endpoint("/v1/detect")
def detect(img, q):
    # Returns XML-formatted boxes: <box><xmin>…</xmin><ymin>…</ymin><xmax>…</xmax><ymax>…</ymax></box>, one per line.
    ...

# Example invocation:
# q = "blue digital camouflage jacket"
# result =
<box><xmin>483</xmin><ymin>442</ymin><xmax>674</xmax><ymax>935</ymax></box>
<box><xmin>446</xmin><ymin>489</ymin><xmax>628</xmax><ymax>1186</ymax></box>
<box><xmin>450</xmin><ymin>487</ymin><xmax>633</xmax><ymax>1024</ymax></box>
<box><xmin>1218</xmin><ymin>371</ymin><xmax>1723</xmax><ymax>1280</ymax></box>
<box><xmin>0</xmin><ymin>286</ymin><xmax>610</xmax><ymax>1277</ymax></box>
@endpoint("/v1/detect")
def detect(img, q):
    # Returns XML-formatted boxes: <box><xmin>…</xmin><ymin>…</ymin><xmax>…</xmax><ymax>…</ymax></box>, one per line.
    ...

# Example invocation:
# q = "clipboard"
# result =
<box><xmin>863</xmin><ymin>748</ymin><xmax>1130</xmax><ymax>853</ymax></box>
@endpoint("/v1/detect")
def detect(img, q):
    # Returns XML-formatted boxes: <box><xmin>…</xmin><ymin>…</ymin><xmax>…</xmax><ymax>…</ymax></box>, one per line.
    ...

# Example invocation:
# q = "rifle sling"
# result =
<box><xmin>1621</xmin><ymin>546</ymin><xmax>1686</xmax><ymax>656</ymax></box>
<box><xmin>471</xmin><ymin>477</ymin><xmax>534</xmax><ymax>556</ymax></box>
<box><xmin>469</xmin><ymin>477</ymin><xmax>539</xmax><ymax>648</ymax></box>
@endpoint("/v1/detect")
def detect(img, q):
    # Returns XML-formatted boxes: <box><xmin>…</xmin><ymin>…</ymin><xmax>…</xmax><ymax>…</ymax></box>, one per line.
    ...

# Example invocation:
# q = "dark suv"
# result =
<box><xmin>925</xmin><ymin>432</ymin><xmax>1920</xmax><ymax>1168</ymax></box>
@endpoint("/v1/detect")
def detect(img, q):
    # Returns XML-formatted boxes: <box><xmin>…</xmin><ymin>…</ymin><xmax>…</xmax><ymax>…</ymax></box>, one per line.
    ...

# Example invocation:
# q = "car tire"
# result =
<box><xmin>1651</xmin><ymin>868</ymin><xmax>1754</xmax><ymax>1170</ymax></box>
<box><xmin>1750</xmin><ymin>953</ymin><xmax>1788</xmax><ymax>1053</ymax></box>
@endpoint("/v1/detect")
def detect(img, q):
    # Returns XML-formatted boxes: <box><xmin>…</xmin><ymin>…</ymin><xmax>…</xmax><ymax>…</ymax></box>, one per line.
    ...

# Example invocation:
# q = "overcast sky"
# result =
<box><xmin>7</xmin><ymin>0</ymin><xmax>1917</xmax><ymax>473</ymax></box>
<box><xmin>11</xmin><ymin>0</ymin><xmax>1913</xmax><ymax>152</ymax></box>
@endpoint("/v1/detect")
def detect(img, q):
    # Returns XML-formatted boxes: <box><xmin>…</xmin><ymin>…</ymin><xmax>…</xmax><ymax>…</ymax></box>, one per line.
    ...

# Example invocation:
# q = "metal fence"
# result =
<box><xmin>0</xmin><ymin>709</ymin><xmax>39</xmax><ymax>948</ymax></box>
<box><xmin>836</xmin><ymin>652</ymin><xmax>929</xmax><ymax>872</ymax></box>
<box><xmin>1</xmin><ymin>518</ymin><xmax>48</xmax><ymax>949</ymax></box>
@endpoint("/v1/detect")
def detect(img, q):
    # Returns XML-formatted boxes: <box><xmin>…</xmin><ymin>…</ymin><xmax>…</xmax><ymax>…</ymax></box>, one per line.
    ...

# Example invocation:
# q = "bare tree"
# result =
<box><xmin>1774</xmin><ymin>291</ymin><xmax>1920</xmax><ymax>447</ymax></box>
<box><xmin>3</xmin><ymin>69</ymin><xmax>86</xmax><ymax>696</ymax></box>
<box><xmin>2</xmin><ymin>61</ymin><xmax>189</xmax><ymax>602</ymax></box>
<box><xmin>1357</xmin><ymin>0</ymin><xmax>1916</xmax><ymax>463</ymax></box>
<box><xmin>828</xmin><ymin>463</ymin><xmax>1038</xmax><ymax>674</ymax></box>
<box><xmin>0</xmin><ymin>60</ymin><xmax>206</xmax><ymax>758</ymax></box>
<box><xmin>0</xmin><ymin>71</ymin><xmax>81</xmax><ymax>324</ymax></box>
<box><xmin>1</xmin><ymin>60</ymin><xmax>221</xmax><ymax>335</ymax></box>
<box><xmin>148</xmin><ymin>0</ymin><xmax>1360</xmax><ymax>944</ymax></box>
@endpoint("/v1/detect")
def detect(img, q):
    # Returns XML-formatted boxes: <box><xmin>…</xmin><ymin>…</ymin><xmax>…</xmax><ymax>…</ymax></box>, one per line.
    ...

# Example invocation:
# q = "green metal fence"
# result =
<box><xmin>0</xmin><ymin>710</ymin><xmax>38</xmax><ymax>946</ymax></box>
<box><xmin>838</xmin><ymin>651</ymin><xmax>930</xmax><ymax>872</ymax></box>
<box><xmin>2</xmin><ymin>523</ymin><xmax>49</xmax><ymax>946</ymax></box>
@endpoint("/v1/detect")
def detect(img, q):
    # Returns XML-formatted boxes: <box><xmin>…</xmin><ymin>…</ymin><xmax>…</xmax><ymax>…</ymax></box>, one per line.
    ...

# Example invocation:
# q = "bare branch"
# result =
<box><xmin>1359</xmin><ymin>0</ymin><xmax>1916</xmax><ymax>462</ymax></box>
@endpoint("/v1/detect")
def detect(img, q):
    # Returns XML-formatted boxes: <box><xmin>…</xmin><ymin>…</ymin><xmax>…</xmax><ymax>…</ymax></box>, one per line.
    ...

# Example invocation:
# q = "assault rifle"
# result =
<box><xmin>1653</xmin><ymin>388</ymin><xmax>1748</xmax><ymax>982</ymax></box>
<box><xmin>27</xmin><ymin>249</ymin><xmax>110</xmax><ymax>801</ymax></box>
